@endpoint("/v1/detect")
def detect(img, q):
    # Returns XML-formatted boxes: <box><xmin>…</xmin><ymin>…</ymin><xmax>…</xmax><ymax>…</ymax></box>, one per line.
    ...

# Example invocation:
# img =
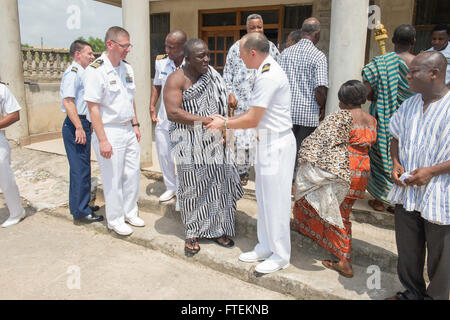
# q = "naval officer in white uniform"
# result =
<box><xmin>84</xmin><ymin>26</ymin><xmax>144</xmax><ymax>236</ymax></box>
<box><xmin>207</xmin><ymin>32</ymin><xmax>296</xmax><ymax>274</ymax></box>
<box><xmin>0</xmin><ymin>81</ymin><xmax>26</xmax><ymax>228</ymax></box>
<box><xmin>150</xmin><ymin>30</ymin><xmax>186</xmax><ymax>202</ymax></box>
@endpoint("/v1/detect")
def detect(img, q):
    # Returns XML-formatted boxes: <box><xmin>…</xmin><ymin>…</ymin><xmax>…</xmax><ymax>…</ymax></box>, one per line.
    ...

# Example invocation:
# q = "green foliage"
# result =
<box><xmin>21</xmin><ymin>43</ymin><xmax>31</xmax><ymax>48</ymax></box>
<box><xmin>76</xmin><ymin>36</ymin><xmax>106</xmax><ymax>53</ymax></box>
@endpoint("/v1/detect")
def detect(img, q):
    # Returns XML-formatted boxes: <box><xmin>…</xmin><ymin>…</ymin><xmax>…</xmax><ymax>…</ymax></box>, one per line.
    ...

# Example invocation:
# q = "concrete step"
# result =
<box><xmin>142</xmin><ymin>170</ymin><xmax>396</xmax><ymax>229</ymax></box>
<box><xmin>101</xmin><ymin>175</ymin><xmax>397</xmax><ymax>274</ymax></box>
<box><xmin>46</xmin><ymin>202</ymin><xmax>402</xmax><ymax>300</ymax></box>
<box><xmin>107</xmin><ymin>174</ymin><xmax>399</xmax><ymax>275</ymax></box>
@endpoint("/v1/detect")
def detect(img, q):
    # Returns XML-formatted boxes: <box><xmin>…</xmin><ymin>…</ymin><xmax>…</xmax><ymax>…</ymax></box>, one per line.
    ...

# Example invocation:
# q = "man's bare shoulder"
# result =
<box><xmin>167</xmin><ymin>68</ymin><xmax>192</xmax><ymax>91</ymax></box>
<box><xmin>166</xmin><ymin>69</ymin><xmax>185</xmax><ymax>86</ymax></box>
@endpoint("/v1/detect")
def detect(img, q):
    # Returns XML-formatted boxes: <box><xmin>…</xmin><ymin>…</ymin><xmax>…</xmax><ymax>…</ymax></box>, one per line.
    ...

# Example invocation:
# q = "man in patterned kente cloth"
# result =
<box><xmin>164</xmin><ymin>38</ymin><xmax>243</xmax><ymax>257</ymax></box>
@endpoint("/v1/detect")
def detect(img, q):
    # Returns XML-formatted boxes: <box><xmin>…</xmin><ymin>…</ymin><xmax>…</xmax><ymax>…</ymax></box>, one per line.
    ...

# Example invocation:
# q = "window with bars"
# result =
<box><xmin>413</xmin><ymin>0</ymin><xmax>450</xmax><ymax>53</ymax></box>
<box><xmin>150</xmin><ymin>13</ymin><xmax>170</xmax><ymax>78</ymax></box>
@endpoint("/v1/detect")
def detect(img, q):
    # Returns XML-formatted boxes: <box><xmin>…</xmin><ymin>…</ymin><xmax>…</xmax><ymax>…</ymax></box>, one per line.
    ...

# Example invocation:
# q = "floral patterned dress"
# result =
<box><xmin>292</xmin><ymin>110</ymin><xmax>377</xmax><ymax>262</ymax></box>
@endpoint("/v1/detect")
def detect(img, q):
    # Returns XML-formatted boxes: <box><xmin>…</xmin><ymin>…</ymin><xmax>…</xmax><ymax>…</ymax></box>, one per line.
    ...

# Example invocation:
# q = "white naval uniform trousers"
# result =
<box><xmin>154</xmin><ymin>56</ymin><xmax>180</xmax><ymax>192</ymax></box>
<box><xmin>254</xmin><ymin>130</ymin><xmax>296</xmax><ymax>264</ymax></box>
<box><xmin>84</xmin><ymin>53</ymin><xmax>140</xmax><ymax>227</ymax></box>
<box><xmin>92</xmin><ymin>123</ymin><xmax>140</xmax><ymax>227</ymax></box>
<box><xmin>155</xmin><ymin>122</ymin><xmax>176</xmax><ymax>191</ymax></box>
<box><xmin>0</xmin><ymin>131</ymin><xmax>24</xmax><ymax>218</ymax></box>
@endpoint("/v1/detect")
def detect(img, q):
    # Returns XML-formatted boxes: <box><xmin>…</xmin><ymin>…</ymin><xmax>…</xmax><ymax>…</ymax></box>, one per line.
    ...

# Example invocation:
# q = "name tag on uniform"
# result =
<box><xmin>125</xmin><ymin>73</ymin><xmax>133</xmax><ymax>83</ymax></box>
<box><xmin>110</xmin><ymin>80</ymin><xmax>117</xmax><ymax>85</ymax></box>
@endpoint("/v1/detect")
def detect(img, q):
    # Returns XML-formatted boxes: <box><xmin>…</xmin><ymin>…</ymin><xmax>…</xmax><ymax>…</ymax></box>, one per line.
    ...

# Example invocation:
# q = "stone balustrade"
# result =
<box><xmin>21</xmin><ymin>47</ymin><xmax>101</xmax><ymax>83</ymax></box>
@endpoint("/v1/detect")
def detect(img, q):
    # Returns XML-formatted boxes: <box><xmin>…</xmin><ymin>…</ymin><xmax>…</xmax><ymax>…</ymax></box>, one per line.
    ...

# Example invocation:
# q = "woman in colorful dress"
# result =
<box><xmin>362</xmin><ymin>24</ymin><xmax>415</xmax><ymax>212</ymax></box>
<box><xmin>292</xmin><ymin>80</ymin><xmax>377</xmax><ymax>277</ymax></box>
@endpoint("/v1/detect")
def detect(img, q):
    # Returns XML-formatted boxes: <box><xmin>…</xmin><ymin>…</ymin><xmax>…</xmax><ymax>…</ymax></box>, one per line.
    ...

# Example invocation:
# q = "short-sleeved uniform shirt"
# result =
<box><xmin>0</xmin><ymin>83</ymin><xmax>21</xmax><ymax>122</ymax></box>
<box><xmin>153</xmin><ymin>54</ymin><xmax>184</xmax><ymax>130</ymax></box>
<box><xmin>60</xmin><ymin>61</ymin><xmax>88</xmax><ymax>115</ymax></box>
<box><xmin>426</xmin><ymin>43</ymin><xmax>450</xmax><ymax>85</ymax></box>
<box><xmin>249</xmin><ymin>55</ymin><xmax>292</xmax><ymax>133</ymax></box>
<box><xmin>83</xmin><ymin>52</ymin><xmax>136</xmax><ymax>125</ymax></box>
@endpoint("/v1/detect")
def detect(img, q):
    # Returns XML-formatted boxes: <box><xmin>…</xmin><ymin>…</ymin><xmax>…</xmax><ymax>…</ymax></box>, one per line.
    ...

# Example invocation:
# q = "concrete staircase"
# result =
<box><xmin>83</xmin><ymin>171</ymin><xmax>401</xmax><ymax>300</ymax></box>
<box><xmin>14</xmin><ymin>141</ymin><xmax>403</xmax><ymax>300</ymax></box>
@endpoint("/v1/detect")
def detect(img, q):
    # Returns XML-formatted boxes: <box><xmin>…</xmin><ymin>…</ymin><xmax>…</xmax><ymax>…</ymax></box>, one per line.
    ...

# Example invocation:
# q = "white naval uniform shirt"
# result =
<box><xmin>83</xmin><ymin>52</ymin><xmax>136</xmax><ymax>124</ymax></box>
<box><xmin>60</xmin><ymin>61</ymin><xmax>88</xmax><ymax>115</ymax></box>
<box><xmin>153</xmin><ymin>55</ymin><xmax>184</xmax><ymax>130</ymax></box>
<box><xmin>426</xmin><ymin>42</ymin><xmax>450</xmax><ymax>85</ymax></box>
<box><xmin>249</xmin><ymin>55</ymin><xmax>293</xmax><ymax>134</ymax></box>
<box><xmin>0</xmin><ymin>83</ymin><xmax>21</xmax><ymax>123</ymax></box>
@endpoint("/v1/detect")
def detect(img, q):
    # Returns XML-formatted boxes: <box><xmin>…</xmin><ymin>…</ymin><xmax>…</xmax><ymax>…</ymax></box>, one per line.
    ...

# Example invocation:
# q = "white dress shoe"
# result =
<box><xmin>108</xmin><ymin>223</ymin><xmax>133</xmax><ymax>236</ymax></box>
<box><xmin>125</xmin><ymin>216</ymin><xmax>145</xmax><ymax>227</ymax></box>
<box><xmin>1</xmin><ymin>211</ymin><xmax>26</xmax><ymax>228</ymax></box>
<box><xmin>255</xmin><ymin>259</ymin><xmax>289</xmax><ymax>274</ymax></box>
<box><xmin>159</xmin><ymin>190</ymin><xmax>176</xmax><ymax>202</ymax></box>
<box><xmin>239</xmin><ymin>250</ymin><xmax>271</xmax><ymax>263</ymax></box>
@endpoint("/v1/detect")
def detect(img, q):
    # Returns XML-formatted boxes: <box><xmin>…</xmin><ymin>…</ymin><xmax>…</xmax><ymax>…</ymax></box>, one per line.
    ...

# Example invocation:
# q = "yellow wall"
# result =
<box><xmin>367</xmin><ymin>0</ymin><xmax>415</xmax><ymax>60</ymax></box>
<box><xmin>150</xmin><ymin>0</ymin><xmax>331</xmax><ymax>53</ymax></box>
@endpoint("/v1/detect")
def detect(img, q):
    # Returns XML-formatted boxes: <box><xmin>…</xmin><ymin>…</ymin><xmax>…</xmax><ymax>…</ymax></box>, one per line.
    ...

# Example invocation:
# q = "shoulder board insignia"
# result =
<box><xmin>71</xmin><ymin>66</ymin><xmax>78</xmax><ymax>73</ymax></box>
<box><xmin>0</xmin><ymin>81</ymin><xmax>8</xmax><ymax>86</ymax></box>
<box><xmin>156</xmin><ymin>54</ymin><xmax>168</xmax><ymax>60</ymax></box>
<box><xmin>122</xmin><ymin>60</ymin><xmax>129</xmax><ymax>64</ymax></box>
<box><xmin>261</xmin><ymin>63</ymin><xmax>271</xmax><ymax>74</ymax></box>
<box><xmin>90</xmin><ymin>59</ymin><xmax>104</xmax><ymax>69</ymax></box>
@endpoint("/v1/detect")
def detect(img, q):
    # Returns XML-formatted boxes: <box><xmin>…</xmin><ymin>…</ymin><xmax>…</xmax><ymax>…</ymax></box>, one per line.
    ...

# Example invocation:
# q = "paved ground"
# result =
<box><xmin>0</xmin><ymin>200</ymin><xmax>292</xmax><ymax>300</ymax></box>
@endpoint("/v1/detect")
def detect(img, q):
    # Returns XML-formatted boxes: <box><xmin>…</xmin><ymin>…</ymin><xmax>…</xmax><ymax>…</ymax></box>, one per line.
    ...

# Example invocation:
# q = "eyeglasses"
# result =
<box><xmin>111</xmin><ymin>39</ymin><xmax>133</xmax><ymax>49</ymax></box>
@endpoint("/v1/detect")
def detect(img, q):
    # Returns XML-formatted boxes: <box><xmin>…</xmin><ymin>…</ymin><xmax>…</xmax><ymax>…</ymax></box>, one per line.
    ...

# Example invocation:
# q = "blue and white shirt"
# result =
<box><xmin>279</xmin><ymin>39</ymin><xmax>328</xmax><ymax>127</ymax></box>
<box><xmin>60</xmin><ymin>61</ymin><xmax>88</xmax><ymax>115</ymax></box>
<box><xmin>388</xmin><ymin>91</ymin><xmax>450</xmax><ymax>225</ymax></box>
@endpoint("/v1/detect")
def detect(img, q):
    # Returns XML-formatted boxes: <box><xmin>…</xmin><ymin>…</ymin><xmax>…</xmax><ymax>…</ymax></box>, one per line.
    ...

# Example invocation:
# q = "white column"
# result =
<box><xmin>325</xmin><ymin>0</ymin><xmax>369</xmax><ymax>115</ymax></box>
<box><xmin>122</xmin><ymin>0</ymin><xmax>152</xmax><ymax>166</ymax></box>
<box><xmin>0</xmin><ymin>0</ymin><xmax>29</xmax><ymax>142</ymax></box>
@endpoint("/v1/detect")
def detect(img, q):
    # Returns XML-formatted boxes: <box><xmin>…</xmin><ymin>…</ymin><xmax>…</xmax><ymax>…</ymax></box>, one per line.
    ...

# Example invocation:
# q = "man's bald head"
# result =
<box><xmin>165</xmin><ymin>30</ymin><xmax>187</xmax><ymax>61</ymax></box>
<box><xmin>408</xmin><ymin>51</ymin><xmax>448</xmax><ymax>94</ymax></box>
<box><xmin>166</xmin><ymin>30</ymin><xmax>187</xmax><ymax>44</ymax></box>
<box><xmin>301</xmin><ymin>17</ymin><xmax>321</xmax><ymax>44</ymax></box>
<box><xmin>414</xmin><ymin>51</ymin><xmax>447</xmax><ymax>77</ymax></box>
<box><xmin>241</xmin><ymin>32</ymin><xmax>270</xmax><ymax>54</ymax></box>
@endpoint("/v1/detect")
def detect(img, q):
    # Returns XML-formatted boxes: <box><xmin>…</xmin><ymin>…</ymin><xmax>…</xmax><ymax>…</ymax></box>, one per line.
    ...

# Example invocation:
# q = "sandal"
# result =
<box><xmin>386</xmin><ymin>206</ymin><xmax>395</xmax><ymax>214</ymax></box>
<box><xmin>184</xmin><ymin>238</ymin><xmax>200</xmax><ymax>257</ymax></box>
<box><xmin>322</xmin><ymin>260</ymin><xmax>354</xmax><ymax>278</ymax></box>
<box><xmin>368</xmin><ymin>199</ymin><xmax>385</xmax><ymax>211</ymax></box>
<box><xmin>210</xmin><ymin>235</ymin><xmax>234</xmax><ymax>248</ymax></box>
<box><xmin>240</xmin><ymin>173</ymin><xmax>249</xmax><ymax>186</ymax></box>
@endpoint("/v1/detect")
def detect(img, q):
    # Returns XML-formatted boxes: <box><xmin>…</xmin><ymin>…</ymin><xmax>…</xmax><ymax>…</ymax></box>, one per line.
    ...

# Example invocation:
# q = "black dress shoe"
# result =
<box><xmin>90</xmin><ymin>205</ymin><xmax>100</xmax><ymax>212</ymax></box>
<box><xmin>74</xmin><ymin>213</ymin><xmax>104</xmax><ymax>224</ymax></box>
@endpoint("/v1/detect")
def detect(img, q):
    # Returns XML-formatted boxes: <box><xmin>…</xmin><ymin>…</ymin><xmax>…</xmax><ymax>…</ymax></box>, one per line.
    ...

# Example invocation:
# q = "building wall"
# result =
<box><xmin>150</xmin><ymin>0</ymin><xmax>332</xmax><ymax>55</ymax></box>
<box><xmin>366</xmin><ymin>0</ymin><xmax>415</xmax><ymax>61</ymax></box>
<box><xmin>25</xmin><ymin>83</ymin><xmax>65</xmax><ymax>135</ymax></box>
<box><xmin>150</xmin><ymin>0</ymin><xmax>416</xmax><ymax>60</ymax></box>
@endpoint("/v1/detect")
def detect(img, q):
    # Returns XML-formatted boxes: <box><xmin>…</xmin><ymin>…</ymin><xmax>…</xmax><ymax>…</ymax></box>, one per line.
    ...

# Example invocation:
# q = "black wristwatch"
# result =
<box><xmin>132</xmin><ymin>122</ymin><xmax>140</xmax><ymax>127</ymax></box>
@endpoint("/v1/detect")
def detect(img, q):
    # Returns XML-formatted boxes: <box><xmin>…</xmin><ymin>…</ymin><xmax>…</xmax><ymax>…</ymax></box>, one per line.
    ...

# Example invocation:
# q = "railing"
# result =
<box><xmin>22</xmin><ymin>48</ymin><xmax>101</xmax><ymax>83</ymax></box>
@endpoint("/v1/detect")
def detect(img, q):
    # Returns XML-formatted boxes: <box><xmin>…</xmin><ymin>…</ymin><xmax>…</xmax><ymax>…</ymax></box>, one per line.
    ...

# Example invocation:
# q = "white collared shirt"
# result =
<box><xmin>83</xmin><ymin>52</ymin><xmax>136</xmax><ymax>125</ymax></box>
<box><xmin>60</xmin><ymin>61</ymin><xmax>88</xmax><ymax>115</ymax></box>
<box><xmin>0</xmin><ymin>83</ymin><xmax>21</xmax><ymax>120</ymax></box>
<box><xmin>154</xmin><ymin>55</ymin><xmax>184</xmax><ymax>129</ymax></box>
<box><xmin>249</xmin><ymin>55</ymin><xmax>293</xmax><ymax>133</ymax></box>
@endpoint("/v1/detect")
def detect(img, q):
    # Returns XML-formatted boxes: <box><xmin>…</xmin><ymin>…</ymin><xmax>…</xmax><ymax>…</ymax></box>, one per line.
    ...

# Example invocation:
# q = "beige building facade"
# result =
<box><xmin>1</xmin><ymin>0</ymin><xmax>448</xmax><ymax>165</ymax></box>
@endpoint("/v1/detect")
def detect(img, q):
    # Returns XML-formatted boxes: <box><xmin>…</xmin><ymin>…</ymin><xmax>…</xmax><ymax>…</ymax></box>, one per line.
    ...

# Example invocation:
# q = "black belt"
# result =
<box><xmin>78</xmin><ymin>115</ymin><xmax>87</xmax><ymax>120</ymax></box>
